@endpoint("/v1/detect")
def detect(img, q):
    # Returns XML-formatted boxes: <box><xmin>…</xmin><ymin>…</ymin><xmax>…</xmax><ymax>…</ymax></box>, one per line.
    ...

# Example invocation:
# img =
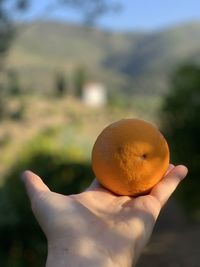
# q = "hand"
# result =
<box><xmin>21</xmin><ymin>164</ymin><xmax>187</xmax><ymax>267</ymax></box>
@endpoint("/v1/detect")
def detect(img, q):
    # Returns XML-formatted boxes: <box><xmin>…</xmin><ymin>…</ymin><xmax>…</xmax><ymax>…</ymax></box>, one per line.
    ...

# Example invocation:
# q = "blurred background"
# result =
<box><xmin>0</xmin><ymin>0</ymin><xmax>200</xmax><ymax>266</ymax></box>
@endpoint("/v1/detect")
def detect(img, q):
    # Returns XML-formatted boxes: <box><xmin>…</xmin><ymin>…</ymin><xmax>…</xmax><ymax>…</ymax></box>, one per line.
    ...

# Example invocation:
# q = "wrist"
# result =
<box><xmin>46</xmin><ymin>240</ymin><xmax>135</xmax><ymax>267</ymax></box>
<box><xmin>46</xmin><ymin>243</ymin><xmax>108</xmax><ymax>267</ymax></box>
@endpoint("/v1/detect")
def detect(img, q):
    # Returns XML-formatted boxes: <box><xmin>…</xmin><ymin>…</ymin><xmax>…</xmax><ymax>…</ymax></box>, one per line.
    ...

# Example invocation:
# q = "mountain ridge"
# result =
<box><xmin>6</xmin><ymin>20</ymin><xmax>200</xmax><ymax>95</ymax></box>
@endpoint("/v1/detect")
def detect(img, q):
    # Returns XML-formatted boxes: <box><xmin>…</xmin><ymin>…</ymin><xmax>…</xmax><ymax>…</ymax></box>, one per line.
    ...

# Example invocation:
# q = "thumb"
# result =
<box><xmin>150</xmin><ymin>165</ymin><xmax>188</xmax><ymax>207</ymax></box>
<box><xmin>21</xmin><ymin>170</ymin><xmax>50</xmax><ymax>204</ymax></box>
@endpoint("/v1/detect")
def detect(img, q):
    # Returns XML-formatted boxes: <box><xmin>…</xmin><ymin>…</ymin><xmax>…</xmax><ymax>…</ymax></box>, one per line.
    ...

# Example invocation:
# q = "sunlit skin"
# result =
<box><xmin>22</xmin><ymin>164</ymin><xmax>187</xmax><ymax>267</ymax></box>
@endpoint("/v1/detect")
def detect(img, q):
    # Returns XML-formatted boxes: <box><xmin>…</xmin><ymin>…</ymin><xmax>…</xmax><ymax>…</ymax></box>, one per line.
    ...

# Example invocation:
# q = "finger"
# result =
<box><xmin>21</xmin><ymin>170</ymin><xmax>50</xmax><ymax>203</ymax></box>
<box><xmin>150</xmin><ymin>165</ymin><xmax>188</xmax><ymax>207</ymax></box>
<box><xmin>166</xmin><ymin>163</ymin><xmax>175</xmax><ymax>175</ymax></box>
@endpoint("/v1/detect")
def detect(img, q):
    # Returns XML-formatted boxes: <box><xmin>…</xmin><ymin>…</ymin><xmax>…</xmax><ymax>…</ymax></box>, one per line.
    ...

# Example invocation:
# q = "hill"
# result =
<box><xmin>105</xmin><ymin>22</ymin><xmax>200</xmax><ymax>94</ymax></box>
<box><xmin>5</xmin><ymin>21</ymin><xmax>200</xmax><ymax>95</ymax></box>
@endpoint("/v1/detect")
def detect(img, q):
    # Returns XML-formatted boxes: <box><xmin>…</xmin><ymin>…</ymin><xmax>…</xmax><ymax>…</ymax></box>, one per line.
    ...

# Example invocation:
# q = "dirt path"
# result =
<box><xmin>137</xmin><ymin>199</ymin><xmax>200</xmax><ymax>267</ymax></box>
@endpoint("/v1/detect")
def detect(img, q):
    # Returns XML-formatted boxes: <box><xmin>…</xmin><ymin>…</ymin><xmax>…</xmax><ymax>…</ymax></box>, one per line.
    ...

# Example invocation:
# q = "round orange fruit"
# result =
<box><xmin>92</xmin><ymin>118</ymin><xmax>170</xmax><ymax>196</ymax></box>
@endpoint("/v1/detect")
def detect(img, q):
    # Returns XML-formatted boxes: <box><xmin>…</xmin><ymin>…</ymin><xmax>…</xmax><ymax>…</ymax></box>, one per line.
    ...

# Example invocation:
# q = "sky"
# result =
<box><xmin>15</xmin><ymin>0</ymin><xmax>200</xmax><ymax>32</ymax></box>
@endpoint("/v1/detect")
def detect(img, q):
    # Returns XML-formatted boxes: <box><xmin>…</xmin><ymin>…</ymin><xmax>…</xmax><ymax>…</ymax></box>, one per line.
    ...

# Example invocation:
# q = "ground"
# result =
<box><xmin>137</xmin><ymin>198</ymin><xmax>200</xmax><ymax>267</ymax></box>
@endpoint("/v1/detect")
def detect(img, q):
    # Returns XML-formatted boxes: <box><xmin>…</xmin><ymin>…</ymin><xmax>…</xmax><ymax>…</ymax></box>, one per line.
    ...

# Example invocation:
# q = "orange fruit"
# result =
<box><xmin>92</xmin><ymin>118</ymin><xmax>170</xmax><ymax>196</ymax></box>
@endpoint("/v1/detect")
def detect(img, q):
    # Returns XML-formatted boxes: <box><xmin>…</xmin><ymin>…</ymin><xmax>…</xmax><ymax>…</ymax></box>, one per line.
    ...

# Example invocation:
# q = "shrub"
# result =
<box><xmin>162</xmin><ymin>63</ymin><xmax>200</xmax><ymax>220</ymax></box>
<box><xmin>0</xmin><ymin>148</ymin><xmax>93</xmax><ymax>266</ymax></box>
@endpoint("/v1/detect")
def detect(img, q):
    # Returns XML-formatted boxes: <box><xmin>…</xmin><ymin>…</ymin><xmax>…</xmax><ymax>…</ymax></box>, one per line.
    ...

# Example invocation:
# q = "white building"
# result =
<box><xmin>82</xmin><ymin>82</ymin><xmax>107</xmax><ymax>107</ymax></box>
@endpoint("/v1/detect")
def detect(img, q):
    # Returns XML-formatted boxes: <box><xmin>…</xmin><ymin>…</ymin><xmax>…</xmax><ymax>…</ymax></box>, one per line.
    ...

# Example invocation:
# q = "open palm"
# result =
<box><xmin>22</xmin><ymin>164</ymin><xmax>187</xmax><ymax>267</ymax></box>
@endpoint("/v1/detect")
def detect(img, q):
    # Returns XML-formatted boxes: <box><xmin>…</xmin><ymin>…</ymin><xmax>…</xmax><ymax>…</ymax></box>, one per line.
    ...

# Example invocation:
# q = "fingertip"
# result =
<box><xmin>150</xmin><ymin>164</ymin><xmax>188</xmax><ymax>208</ymax></box>
<box><xmin>170</xmin><ymin>164</ymin><xmax>188</xmax><ymax>180</ymax></box>
<box><xmin>20</xmin><ymin>170</ymin><xmax>32</xmax><ymax>182</ymax></box>
<box><xmin>20</xmin><ymin>170</ymin><xmax>50</xmax><ymax>202</ymax></box>
<box><xmin>176</xmin><ymin>164</ymin><xmax>188</xmax><ymax>174</ymax></box>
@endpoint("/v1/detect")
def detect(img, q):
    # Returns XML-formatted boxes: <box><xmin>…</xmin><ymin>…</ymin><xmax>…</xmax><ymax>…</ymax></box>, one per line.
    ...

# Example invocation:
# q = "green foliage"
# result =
<box><xmin>0</xmin><ymin>4</ymin><xmax>14</xmax><ymax>65</ymax></box>
<box><xmin>0</xmin><ymin>133</ymin><xmax>11</xmax><ymax>147</ymax></box>
<box><xmin>108</xmin><ymin>92</ymin><xmax>131</xmax><ymax>109</ymax></box>
<box><xmin>0</xmin><ymin>91</ymin><xmax>7</xmax><ymax>120</ymax></box>
<box><xmin>162</xmin><ymin>63</ymin><xmax>200</xmax><ymax>219</ymax></box>
<box><xmin>54</xmin><ymin>71</ymin><xmax>67</xmax><ymax>97</ymax></box>
<box><xmin>0</xmin><ymin>136</ymin><xmax>94</xmax><ymax>266</ymax></box>
<box><xmin>73</xmin><ymin>65</ymin><xmax>87</xmax><ymax>98</ymax></box>
<box><xmin>9</xmin><ymin>101</ymin><xmax>25</xmax><ymax>121</ymax></box>
<box><xmin>61</xmin><ymin>0</ymin><xmax>120</xmax><ymax>25</ymax></box>
<box><xmin>7</xmin><ymin>70</ymin><xmax>21</xmax><ymax>95</ymax></box>
<box><xmin>0</xmin><ymin>86</ymin><xmax>25</xmax><ymax>121</ymax></box>
<box><xmin>0</xmin><ymin>0</ymin><xmax>29</xmax><ymax>67</ymax></box>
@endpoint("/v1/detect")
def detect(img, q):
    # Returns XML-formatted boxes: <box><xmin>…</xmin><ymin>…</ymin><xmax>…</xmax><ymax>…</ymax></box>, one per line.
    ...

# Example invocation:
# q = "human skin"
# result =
<box><xmin>21</xmin><ymin>164</ymin><xmax>187</xmax><ymax>267</ymax></box>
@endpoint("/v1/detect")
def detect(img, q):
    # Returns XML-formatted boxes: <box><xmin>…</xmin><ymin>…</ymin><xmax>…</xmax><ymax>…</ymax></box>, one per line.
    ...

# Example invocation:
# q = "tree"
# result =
<box><xmin>54</xmin><ymin>71</ymin><xmax>67</xmax><ymax>97</ymax></box>
<box><xmin>0</xmin><ymin>89</ymin><xmax>7</xmax><ymax>119</ymax></box>
<box><xmin>0</xmin><ymin>0</ymin><xmax>121</xmax><ymax>68</ymax></box>
<box><xmin>7</xmin><ymin>69</ymin><xmax>21</xmax><ymax>95</ymax></box>
<box><xmin>60</xmin><ymin>0</ymin><xmax>121</xmax><ymax>25</ymax></box>
<box><xmin>0</xmin><ymin>1</ymin><xmax>14</xmax><ymax>69</ymax></box>
<box><xmin>0</xmin><ymin>0</ymin><xmax>31</xmax><ymax>68</ymax></box>
<box><xmin>73</xmin><ymin>65</ymin><xmax>87</xmax><ymax>98</ymax></box>
<box><xmin>161</xmin><ymin>63</ymin><xmax>200</xmax><ymax>219</ymax></box>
